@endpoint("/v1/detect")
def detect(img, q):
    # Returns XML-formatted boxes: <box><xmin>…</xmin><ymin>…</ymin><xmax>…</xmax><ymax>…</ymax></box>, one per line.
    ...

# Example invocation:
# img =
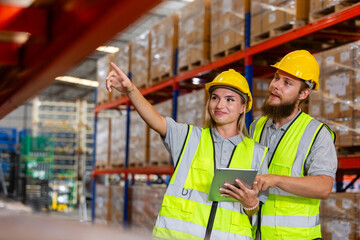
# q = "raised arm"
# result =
<box><xmin>106</xmin><ymin>62</ymin><xmax>167</xmax><ymax>137</ymax></box>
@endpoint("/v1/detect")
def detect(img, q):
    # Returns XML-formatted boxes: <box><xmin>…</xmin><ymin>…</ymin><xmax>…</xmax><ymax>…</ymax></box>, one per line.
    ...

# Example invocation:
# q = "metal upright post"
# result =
<box><xmin>91</xmin><ymin>89</ymin><xmax>98</xmax><ymax>223</ymax></box>
<box><xmin>123</xmin><ymin>103</ymin><xmax>131</xmax><ymax>227</ymax></box>
<box><xmin>244</xmin><ymin>0</ymin><xmax>253</xmax><ymax>129</ymax></box>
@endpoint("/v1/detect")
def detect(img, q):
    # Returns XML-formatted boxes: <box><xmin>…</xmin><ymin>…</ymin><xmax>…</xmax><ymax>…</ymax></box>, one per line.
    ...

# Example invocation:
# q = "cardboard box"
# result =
<box><xmin>96</xmin><ymin>54</ymin><xmax>111</xmax><ymax>105</ymax></box>
<box><xmin>149</xmin><ymin>13</ymin><xmax>178</xmax><ymax>85</ymax></box>
<box><xmin>129</xmin><ymin>111</ymin><xmax>148</xmax><ymax>166</ymax></box>
<box><xmin>149</xmin><ymin>99</ymin><xmax>172</xmax><ymax>165</ymax></box>
<box><xmin>178</xmin><ymin>0</ymin><xmax>210</xmax><ymax>72</ymax></box>
<box><xmin>322</xmin><ymin>70</ymin><xmax>353</xmax><ymax>119</ymax></box>
<box><xmin>130</xmin><ymin>31</ymin><xmax>150</xmax><ymax>89</ymax></box>
<box><xmin>110</xmin><ymin>115</ymin><xmax>126</xmax><ymax>167</ymax></box>
<box><xmin>322</xmin><ymin>192</ymin><xmax>356</xmax><ymax>219</ymax></box>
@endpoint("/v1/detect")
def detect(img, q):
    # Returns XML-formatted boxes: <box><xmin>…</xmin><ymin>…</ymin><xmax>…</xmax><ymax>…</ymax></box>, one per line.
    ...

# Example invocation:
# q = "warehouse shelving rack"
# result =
<box><xmin>92</xmin><ymin>3</ymin><xmax>360</xmax><ymax>224</ymax></box>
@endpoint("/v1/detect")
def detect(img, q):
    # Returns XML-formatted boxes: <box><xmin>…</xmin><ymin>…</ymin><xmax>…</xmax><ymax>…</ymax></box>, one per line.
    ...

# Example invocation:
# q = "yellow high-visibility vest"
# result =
<box><xmin>153</xmin><ymin>126</ymin><xmax>268</xmax><ymax>240</ymax></box>
<box><xmin>252</xmin><ymin>112</ymin><xmax>335</xmax><ymax>240</ymax></box>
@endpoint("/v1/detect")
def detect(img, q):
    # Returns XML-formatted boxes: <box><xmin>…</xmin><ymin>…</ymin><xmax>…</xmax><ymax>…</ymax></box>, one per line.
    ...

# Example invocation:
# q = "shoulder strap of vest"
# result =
<box><xmin>172</xmin><ymin>125</ymin><xmax>193</xmax><ymax>175</ymax></box>
<box><xmin>322</xmin><ymin>123</ymin><xmax>336</xmax><ymax>143</ymax></box>
<box><xmin>268</xmin><ymin>112</ymin><xmax>309</xmax><ymax>168</ymax></box>
<box><xmin>253</xmin><ymin>116</ymin><xmax>268</xmax><ymax>143</ymax></box>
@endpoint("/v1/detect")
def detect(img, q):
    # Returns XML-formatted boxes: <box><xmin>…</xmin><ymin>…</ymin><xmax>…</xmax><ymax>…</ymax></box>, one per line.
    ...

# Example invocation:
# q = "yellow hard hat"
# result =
<box><xmin>205</xmin><ymin>69</ymin><xmax>252</xmax><ymax>112</ymax></box>
<box><xmin>271</xmin><ymin>50</ymin><xmax>320</xmax><ymax>90</ymax></box>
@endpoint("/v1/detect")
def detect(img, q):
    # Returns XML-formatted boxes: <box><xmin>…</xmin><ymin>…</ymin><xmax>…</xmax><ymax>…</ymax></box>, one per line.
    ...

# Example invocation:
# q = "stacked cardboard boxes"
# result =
<box><xmin>149</xmin><ymin>13</ymin><xmax>178</xmax><ymax>86</ymax></box>
<box><xmin>320</xmin><ymin>192</ymin><xmax>360</xmax><ymax>239</ymax></box>
<box><xmin>129</xmin><ymin>111</ymin><xmax>148</xmax><ymax>167</ymax></box>
<box><xmin>110</xmin><ymin>113</ymin><xmax>126</xmax><ymax>168</ymax></box>
<box><xmin>130</xmin><ymin>31</ymin><xmax>150</xmax><ymax>90</ymax></box>
<box><xmin>177</xmin><ymin>0</ymin><xmax>211</xmax><ymax>73</ymax></box>
<box><xmin>309</xmin><ymin>41</ymin><xmax>360</xmax><ymax>147</ymax></box>
<box><xmin>96</xmin><ymin>54</ymin><xmax>111</xmax><ymax>105</ymax></box>
<box><xmin>310</xmin><ymin>0</ymin><xmax>360</xmax><ymax>22</ymax></box>
<box><xmin>177</xmin><ymin>89</ymin><xmax>206</xmax><ymax>127</ymax></box>
<box><xmin>211</xmin><ymin>0</ymin><xmax>245</xmax><ymax>61</ymax></box>
<box><xmin>251</xmin><ymin>0</ymin><xmax>309</xmax><ymax>45</ymax></box>
<box><xmin>149</xmin><ymin>99</ymin><xmax>172</xmax><ymax>166</ymax></box>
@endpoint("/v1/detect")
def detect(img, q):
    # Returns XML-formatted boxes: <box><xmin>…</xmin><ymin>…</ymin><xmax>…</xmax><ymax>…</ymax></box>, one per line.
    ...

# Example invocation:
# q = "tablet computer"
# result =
<box><xmin>207</xmin><ymin>168</ymin><xmax>258</xmax><ymax>202</ymax></box>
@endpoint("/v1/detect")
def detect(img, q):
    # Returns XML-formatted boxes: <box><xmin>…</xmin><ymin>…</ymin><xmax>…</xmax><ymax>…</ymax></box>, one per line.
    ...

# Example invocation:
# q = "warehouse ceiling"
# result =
<box><xmin>0</xmin><ymin>0</ymin><xmax>190</xmax><ymax>118</ymax></box>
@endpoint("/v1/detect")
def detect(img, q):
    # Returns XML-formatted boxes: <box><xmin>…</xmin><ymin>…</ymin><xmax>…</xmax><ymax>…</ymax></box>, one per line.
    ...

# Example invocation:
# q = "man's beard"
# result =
<box><xmin>261</xmin><ymin>95</ymin><xmax>298</xmax><ymax>121</ymax></box>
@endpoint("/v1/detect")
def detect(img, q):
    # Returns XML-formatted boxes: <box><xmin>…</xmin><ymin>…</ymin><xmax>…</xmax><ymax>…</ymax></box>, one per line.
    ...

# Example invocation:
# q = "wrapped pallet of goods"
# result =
<box><xmin>252</xmin><ymin>77</ymin><xmax>271</xmax><ymax>120</ymax></box>
<box><xmin>96</xmin><ymin>54</ymin><xmax>112</xmax><ymax>105</ymax></box>
<box><xmin>129</xmin><ymin>111</ymin><xmax>148</xmax><ymax>167</ymax></box>
<box><xmin>251</xmin><ymin>0</ymin><xmax>309</xmax><ymax>45</ymax></box>
<box><xmin>110</xmin><ymin>184</ymin><xmax>124</xmax><ymax>226</ymax></box>
<box><xmin>129</xmin><ymin>184</ymin><xmax>167</xmax><ymax>234</ymax></box>
<box><xmin>319</xmin><ymin>192</ymin><xmax>360</xmax><ymax>239</ymax></box>
<box><xmin>110</xmin><ymin>112</ymin><xmax>126</xmax><ymax>168</ymax></box>
<box><xmin>177</xmin><ymin>0</ymin><xmax>211</xmax><ymax>74</ymax></box>
<box><xmin>149</xmin><ymin>13</ymin><xmax>178</xmax><ymax>86</ymax></box>
<box><xmin>149</xmin><ymin>99</ymin><xmax>172</xmax><ymax>166</ymax></box>
<box><xmin>95</xmin><ymin>183</ymin><xmax>111</xmax><ymax>224</ymax></box>
<box><xmin>177</xmin><ymin>89</ymin><xmax>206</xmax><ymax>126</ymax></box>
<box><xmin>309</xmin><ymin>40</ymin><xmax>360</xmax><ymax>148</ymax></box>
<box><xmin>111</xmin><ymin>43</ymin><xmax>131</xmax><ymax>101</ymax></box>
<box><xmin>95</xmin><ymin>117</ymin><xmax>110</xmax><ymax>169</ymax></box>
<box><xmin>130</xmin><ymin>31</ymin><xmax>150</xmax><ymax>90</ymax></box>
<box><xmin>211</xmin><ymin>0</ymin><xmax>245</xmax><ymax>61</ymax></box>
<box><xmin>309</xmin><ymin>0</ymin><xmax>360</xmax><ymax>22</ymax></box>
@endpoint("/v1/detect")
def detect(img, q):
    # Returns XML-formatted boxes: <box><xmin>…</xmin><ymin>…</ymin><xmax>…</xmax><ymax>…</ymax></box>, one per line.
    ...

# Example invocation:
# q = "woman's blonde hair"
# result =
<box><xmin>204</xmin><ymin>92</ymin><xmax>249</xmax><ymax>139</ymax></box>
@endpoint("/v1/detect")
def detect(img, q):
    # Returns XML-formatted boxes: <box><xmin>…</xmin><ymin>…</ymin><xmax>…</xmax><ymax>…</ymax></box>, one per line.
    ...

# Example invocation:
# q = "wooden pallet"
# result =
<box><xmin>129</xmin><ymin>162</ymin><xmax>146</xmax><ymax>168</ymax></box>
<box><xmin>178</xmin><ymin>59</ymin><xmax>208</xmax><ymax>74</ymax></box>
<box><xmin>211</xmin><ymin>43</ymin><xmax>243</xmax><ymax>62</ymax></box>
<box><xmin>149</xmin><ymin>160</ymin><xmax>171</xmax><ymax>167</ymax></box>
<box><xmin>150</xmin><ymin>71</ymin><xmax>173</xmax><ymax>86</ymax></box>
<box><xmin>111</xmin><ymin>163</ymin><xmax>124</xmax><ymax>169</ymax></box>
<box><xmin>251</xmin><ymin>20</ymin><xmax>306</xmax><ymax>46</ymax></box>
<box><xmin>310</xmin><ymin>1</ymin><xmax>360</xmax><ymax>23</ymax></box>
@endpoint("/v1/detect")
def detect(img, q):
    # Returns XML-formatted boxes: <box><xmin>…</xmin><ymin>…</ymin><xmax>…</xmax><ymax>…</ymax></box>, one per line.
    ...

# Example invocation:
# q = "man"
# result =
<box><xmin>249</xmin><ymin>50</ymin><xmax>337</xmax><ymax>240</ymax></box>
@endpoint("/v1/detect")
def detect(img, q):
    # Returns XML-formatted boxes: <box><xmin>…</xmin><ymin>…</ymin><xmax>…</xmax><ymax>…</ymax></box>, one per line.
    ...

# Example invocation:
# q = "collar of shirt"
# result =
<box><xmin>265</xmin><ymin>109</ymin><xmax>303</xmax><ymax>131</ymax></box>
<box><xmin>211</xmin><ymin>127</ymin><xmax>242</xmax><ymax>145</ymax></box>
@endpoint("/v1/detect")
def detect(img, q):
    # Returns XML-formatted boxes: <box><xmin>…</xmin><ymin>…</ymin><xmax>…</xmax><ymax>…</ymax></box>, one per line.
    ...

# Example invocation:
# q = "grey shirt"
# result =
<box><xmin>163</xmin><ymin>117</ymin><xmax>269</xmax><ymax>203</ymax></box>
<box><xmin>250</xmin><ymin>110</ymin><xmax>337</xmax><ymax>178</ymax></box>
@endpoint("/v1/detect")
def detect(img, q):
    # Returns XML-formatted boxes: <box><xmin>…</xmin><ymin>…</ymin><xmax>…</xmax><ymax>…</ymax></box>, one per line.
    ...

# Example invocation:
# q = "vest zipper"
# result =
<box><xmin>204</xmin><ymin>201</ymin><xmax>218</xmax><ymax>240</ymax></box>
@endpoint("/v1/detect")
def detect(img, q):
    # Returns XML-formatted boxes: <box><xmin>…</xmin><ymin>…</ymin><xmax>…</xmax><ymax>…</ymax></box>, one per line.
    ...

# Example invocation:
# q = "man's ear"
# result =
<box><xmin>299</xmin><ymin>88</ymin><xmax>310</xmax><ymax>101</ymax></box>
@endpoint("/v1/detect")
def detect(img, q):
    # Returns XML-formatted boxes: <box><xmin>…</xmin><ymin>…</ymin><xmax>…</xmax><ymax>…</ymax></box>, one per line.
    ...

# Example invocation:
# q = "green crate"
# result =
<box><xmin>20</xmin><ymin>136</ymin><xmax>54</xmax><ymax>158</ymax></box>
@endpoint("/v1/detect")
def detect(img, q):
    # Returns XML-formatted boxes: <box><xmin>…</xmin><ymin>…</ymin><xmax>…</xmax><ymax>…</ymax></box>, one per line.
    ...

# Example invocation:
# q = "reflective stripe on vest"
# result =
<box><xmin>252</xmin><ymin>112</ymin><xmax>334</xmax><ymax>240</ymax></box>
<box><xmin>153</xmin><ymin>126</ymin><xmax>267</xmax><ymax>240</ymax></box>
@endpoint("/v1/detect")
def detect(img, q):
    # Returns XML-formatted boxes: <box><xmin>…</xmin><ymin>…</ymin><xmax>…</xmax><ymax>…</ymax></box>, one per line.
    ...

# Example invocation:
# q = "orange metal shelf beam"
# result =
<box><xmin>93</xmin><ymin>165</ymin><xmax>174</xmax><ymax>177</ymax></box>
<box><xmin>338</xmin><ymin>157</ymin><xmax>360</xmax><ymax>169</ymax></box>
<box><xmin>0</xmin><ymin>4</ymin><xmax>46</xmax><ymax>36</ymax></box>
<box><xmin>0</xmin><ymin>42</ymin><xmax>18</xmax><ymax>65</ymax></box>
<box><xmin>0</xmin><ymin>0</ymin><xmax>162</xmax><ymax>119</ymax></box>
<box><xmin>95</xmin><ymin>3</ymin><xmax>360</xmax><ymax>115</ymax></box>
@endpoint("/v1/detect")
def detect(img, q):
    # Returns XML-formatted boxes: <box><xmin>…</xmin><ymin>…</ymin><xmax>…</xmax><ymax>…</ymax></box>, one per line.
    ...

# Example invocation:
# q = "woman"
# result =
<box><xmin>106</xmin><ymin>63</ymin><xmax>268</xmax><ymax>240</ymax></box>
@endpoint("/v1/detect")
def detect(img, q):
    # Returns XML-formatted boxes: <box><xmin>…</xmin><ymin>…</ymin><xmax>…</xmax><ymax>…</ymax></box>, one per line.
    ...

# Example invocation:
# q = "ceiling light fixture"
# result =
<box><xmin>96</xmin><ymin>46</ymin><xmax>120</xmax><ymax>53</ymax></box>
<box><xmin>55</xmin><ymin>76</ymin><xmax>99</xmax><ymax>88</ymax></box>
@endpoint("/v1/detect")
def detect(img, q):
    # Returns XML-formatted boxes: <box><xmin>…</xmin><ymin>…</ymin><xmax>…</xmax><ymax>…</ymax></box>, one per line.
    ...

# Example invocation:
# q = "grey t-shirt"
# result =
<box><xmin>250</xmin><ymin>111</ymin><xmax>337</xmax><ymax>178</ymax></box>
<box><xmin>163</xmin><ymin>117</ymin><xmax>269</xmax><ymax>203</ymax></box>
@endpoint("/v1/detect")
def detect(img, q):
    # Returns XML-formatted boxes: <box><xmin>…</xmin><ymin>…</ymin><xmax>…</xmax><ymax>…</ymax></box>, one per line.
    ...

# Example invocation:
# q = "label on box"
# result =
<box><xmin>356</xmin><ymin>71</ymin><xmax>360</xmax><ymax>83</ymax></box>
<box><xmin>224</xmin><ymin>35</ymin><xmax>230</xmax><ymax>44</ymax></box>
<box><xmin>342</xmin><ymin>198</ymin><xmax>353</xmax><ymax>210</ymax></box>
<box><xmin>340</xmin><ymin>51</ymin><xmax>350</xmax><ymax>63</ymax></box>
<box><xmin>310</xmin><ymin>105</ymin><xmax>320</xmax><ymax>115</ymax></box>
<box><xmin>325</xmin><ymin>55</ymin><xmax>335</xmax><ymax>69</ymax></box>
<box><xmin>340</xmin><ymin>103</ymin><xmax>349</xmax><ymax>111</ymax></box>
<box><xmin>325</xmin><ymin>72</ymin><xmax>350</xmax><ymax>97</ymax></box>
<box><xmin>325</xmin><ymin>101</ymin><xmax>334</xmax><ymax>114</ymax></box>
<box><xmin>269</xmin><ymin>12</ymin><xmax>276</xmax><ymax>24</ymax></box>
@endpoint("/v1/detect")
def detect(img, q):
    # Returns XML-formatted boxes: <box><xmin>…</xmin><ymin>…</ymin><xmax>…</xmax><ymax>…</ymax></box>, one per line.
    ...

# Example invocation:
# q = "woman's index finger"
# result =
<box><xmin>110</xmin><ymin>62</ymin><xmax>125</xmax><ymax>76</ymax></box>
